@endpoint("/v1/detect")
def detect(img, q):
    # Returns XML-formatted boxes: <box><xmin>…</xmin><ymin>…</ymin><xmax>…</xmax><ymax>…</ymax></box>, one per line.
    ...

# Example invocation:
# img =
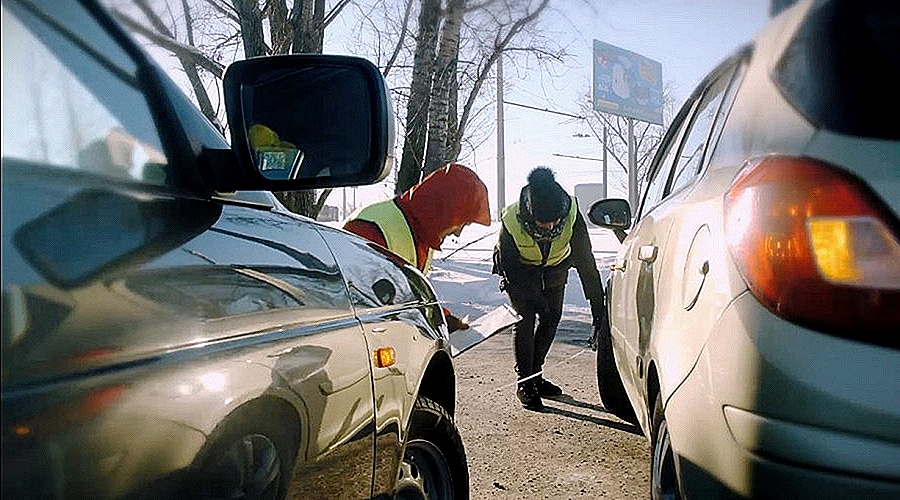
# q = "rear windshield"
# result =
<box><xmin>773</xmin><ymin>0</ymin><xmax>899</xmax><ymax>140</ymax></box>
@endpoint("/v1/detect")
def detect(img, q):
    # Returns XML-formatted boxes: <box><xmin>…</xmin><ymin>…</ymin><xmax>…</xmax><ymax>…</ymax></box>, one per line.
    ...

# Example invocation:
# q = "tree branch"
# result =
<box><xmin>203</xmin><ymin>0</ymin><xmax>239</xmax><ymax>23</ymax></box>
<box><xmin>382</xmin><ymin>0</ymin><xmax>414</xmax><ymax>78</ymax></box>
<box><xmin>457</xmin><ymin>0</ymin><xmax>550</xmax><ymax>143</ymax></box>
<box><xmin>112</xmin><ymin>9</ymin><xmax>225</xmax><ymax>78</ymax></box>
<box><xmin>324</xmin><ymin>0</ymin><xmax>352</xmax><ymax>27</ymax></box>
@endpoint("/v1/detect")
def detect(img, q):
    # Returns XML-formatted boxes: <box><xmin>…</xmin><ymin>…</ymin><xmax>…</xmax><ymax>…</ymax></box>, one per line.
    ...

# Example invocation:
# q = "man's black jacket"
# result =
<box><xmin>494</xmin><ymin>209</ymin><xmax>605</xmax><ymax>318</ymax></box>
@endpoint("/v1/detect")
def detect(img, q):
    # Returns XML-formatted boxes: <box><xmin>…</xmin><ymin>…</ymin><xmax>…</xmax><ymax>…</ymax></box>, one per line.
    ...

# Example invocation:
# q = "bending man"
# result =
<box><xmin>494</xmin><ymin>167</ymin><xmax>606</xmax><ymax>411</ymax></box>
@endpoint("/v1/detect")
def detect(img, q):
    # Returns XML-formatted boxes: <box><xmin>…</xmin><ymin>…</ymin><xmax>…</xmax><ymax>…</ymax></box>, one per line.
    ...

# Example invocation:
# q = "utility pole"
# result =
<box><xmin>602</xmin><ymin>125</ymin><xmax>608</xmax><ymax>199</ymax></box>
<box><xmin>496</xmin><ymin>53</ymin><xmax>506</xmax><ymax>220</ymax></box>
<box><xmin>627</xmin><ymin>118</ymin><xmax>637</xmax><ymax>208</ymax></box>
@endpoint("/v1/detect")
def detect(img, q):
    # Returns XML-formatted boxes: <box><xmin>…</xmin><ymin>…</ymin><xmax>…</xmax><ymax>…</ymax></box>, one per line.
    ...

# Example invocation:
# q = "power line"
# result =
<box><xmin>552</xmin><ymin>153</ymin><xmax>602</xmax><ymax>162</ymax></box>
<box><xmin>505</xmin><ymin>101</ymin><xmax>585</xmax><ymax>120</ymax></box>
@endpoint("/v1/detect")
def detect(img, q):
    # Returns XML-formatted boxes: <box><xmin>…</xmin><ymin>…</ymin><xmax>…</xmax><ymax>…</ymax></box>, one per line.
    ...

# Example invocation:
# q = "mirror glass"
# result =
<box><xmin>240</xmin><ymin>65</ymin><xmax>373</xmax><ymax>182</ymax></box>
<box><xmin>588</xmin><ymin>198</ymin><xmax>632</xmax><ymax>229</ymax></box>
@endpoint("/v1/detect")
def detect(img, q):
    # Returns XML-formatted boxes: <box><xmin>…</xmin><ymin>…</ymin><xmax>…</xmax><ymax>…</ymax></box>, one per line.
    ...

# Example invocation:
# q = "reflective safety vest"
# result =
<box><xmin>501</xmin><ymin>196</ymin><xmax>578</xmax><ymax>267</ymax></box>
<box><xmin>348</xmin><ymin>199</ymin><xmax>434</xmax><ymax>272</ymax></box>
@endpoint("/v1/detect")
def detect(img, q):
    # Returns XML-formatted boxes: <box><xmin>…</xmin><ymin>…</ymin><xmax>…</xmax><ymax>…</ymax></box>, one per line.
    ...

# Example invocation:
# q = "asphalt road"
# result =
<box><xmin>452</xmin><ymin>320</ymin><xmax>651</xmax><ymax>499</ymax></box>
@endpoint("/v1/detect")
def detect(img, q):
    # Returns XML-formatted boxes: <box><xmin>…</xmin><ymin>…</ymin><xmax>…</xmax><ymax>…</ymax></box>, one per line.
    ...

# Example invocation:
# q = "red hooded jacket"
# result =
<box><xmin>344</xmin><ymin>163</ymin><xmax>490</xmax><ymax>272</ymax></box>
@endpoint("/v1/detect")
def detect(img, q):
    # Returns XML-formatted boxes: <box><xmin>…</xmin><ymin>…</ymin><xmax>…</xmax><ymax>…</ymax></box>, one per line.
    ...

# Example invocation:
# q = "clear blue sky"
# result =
<box><xmin>331</xmin><ymin>0</ymin><xmax>772</xmax><ymax>218</ymax></box>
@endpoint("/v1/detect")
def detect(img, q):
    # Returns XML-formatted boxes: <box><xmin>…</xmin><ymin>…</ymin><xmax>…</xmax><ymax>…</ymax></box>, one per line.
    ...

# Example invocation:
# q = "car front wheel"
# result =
<box><xmin>394</xmin><ymin>396</ymin><xmax>468</xmax><ymax>500</ymax></box>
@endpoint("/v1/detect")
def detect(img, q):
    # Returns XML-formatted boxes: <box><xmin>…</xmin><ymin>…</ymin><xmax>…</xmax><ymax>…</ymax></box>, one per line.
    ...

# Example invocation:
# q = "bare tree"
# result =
<box><xmin>113</xmin><ymin>0</ymin><xmax>569</xmax><ymax>211</ymax></box>
<box><xmin>396</xmin><ymin>0</ymin><xmax>554</xmax><ymax>192</ymax></box>
<box><xmin>396</xmin><ymin>0</ymin><xmax>441</xmax><ymax>194</ymax></box>
<box><xmin>448</xmin><ymin>0</ymin><xmax>553</xmax><ymax>163</ymax></box>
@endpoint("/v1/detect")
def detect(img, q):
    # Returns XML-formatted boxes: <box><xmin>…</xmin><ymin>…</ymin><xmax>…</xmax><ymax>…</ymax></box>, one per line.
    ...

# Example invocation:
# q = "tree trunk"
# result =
<box><xmin>293</xmin><ymin>0</ymin><xmax>326</xmax><ymax>53</ymax></box>
<box><xmin>446</xmin><ymin>64</ymin><xmax>460</xmax><ymax>161</ymax></box>
<box><xmin>396</xmin><ymin>0</ymin><xmax>441</xmax><ymax>194</ymax></box>
<box><xmin>423</xmin><ymin>0</ymin><xmax>465</xmax><ymax>175</ymax></box>
<box><xmin>233</xmin><ymin>0</ymin><xmax>266</xmax><ymax>57</ymax></box>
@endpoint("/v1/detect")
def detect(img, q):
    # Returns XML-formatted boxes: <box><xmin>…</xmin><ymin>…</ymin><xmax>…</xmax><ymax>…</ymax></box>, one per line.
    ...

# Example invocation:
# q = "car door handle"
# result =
<box><xmin>638</xmin><ymin>245</ymin><xmax>658</xmax><ymax>263</ymax></box>
<box><xmin>371</xmin><ymin>327</ymin><xmax>386</xmax><ymax>333</ymax></box>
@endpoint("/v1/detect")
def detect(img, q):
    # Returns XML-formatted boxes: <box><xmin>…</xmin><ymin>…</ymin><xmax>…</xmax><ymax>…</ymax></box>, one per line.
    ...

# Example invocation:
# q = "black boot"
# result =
<box><xmin>516</xmin><ymin>380</ymin><xmax>544</xmax><ymax>411</ymax></box>
<box><xmin>536</xmin><ymin>377</ymin><xmax>563</xmax><ymax>397</ymax></box>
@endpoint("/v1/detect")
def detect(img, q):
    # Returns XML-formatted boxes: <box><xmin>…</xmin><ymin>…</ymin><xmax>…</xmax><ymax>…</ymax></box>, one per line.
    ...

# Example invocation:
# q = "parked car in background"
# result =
<box><xmin>1</xmin><ymin>0</ymin><xmax>467</xmax><ymax>498</ymax></box>
<box><xmin>590</xmin><ymin>0</ymin><xmax>900</xmax><ymax>498</ymax></box>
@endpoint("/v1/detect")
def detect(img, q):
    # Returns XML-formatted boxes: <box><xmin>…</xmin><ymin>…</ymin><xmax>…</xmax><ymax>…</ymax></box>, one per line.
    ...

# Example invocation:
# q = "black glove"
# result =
<box><xmin>590</xmin><ymin>299</ymin><xmax>606</xmax><ymax>327</ymax></box>
<box><xmin>590</xmin><ymin>299</ymin><xmax>609</xmax><ymax>351</ymax></box>
<box><xmin>443</xmin><ymin>308</ymin><xmax>469</xmax><ymax>333</ymax></box>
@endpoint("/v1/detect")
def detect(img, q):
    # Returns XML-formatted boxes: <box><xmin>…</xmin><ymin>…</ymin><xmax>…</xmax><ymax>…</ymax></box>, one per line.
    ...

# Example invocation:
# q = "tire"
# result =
<box><xmin>394</xmin><ymin>396</ymin><xmax>469</xmax><ymax>500</ymax></box>
<box><xmin>650</xmin><ymin>395</ymin><xmax>681</xmax><ymax>500</ymax></box>
<box><xmin>196</xmin><ymin>407</ymin><xmax>299</xmax><ymax>500</ymax></box>
<box><xmin>595</xmin><ymin>316</ymin><xmax>639</xmax><ymax>426</ymax></box>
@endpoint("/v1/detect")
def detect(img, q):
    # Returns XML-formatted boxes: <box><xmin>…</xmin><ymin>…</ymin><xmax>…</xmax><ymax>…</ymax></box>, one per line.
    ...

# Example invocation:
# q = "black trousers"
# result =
<box><xmin>508</xmin><ymin>285</ymin><xmax>566</xmax><ymax>382</ymax></box>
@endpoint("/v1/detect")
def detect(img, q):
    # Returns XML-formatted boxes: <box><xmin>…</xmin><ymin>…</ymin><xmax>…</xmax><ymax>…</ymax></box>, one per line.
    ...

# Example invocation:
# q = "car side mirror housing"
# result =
<box><xmin>588</xmin><ymin>198</ymin><xmax>632</xmax><ymax>243</ymax></box>
<box><xmin>223</xmin><ymin>55</ymin><xmax>394</xmax><ymax>191</ymax></box>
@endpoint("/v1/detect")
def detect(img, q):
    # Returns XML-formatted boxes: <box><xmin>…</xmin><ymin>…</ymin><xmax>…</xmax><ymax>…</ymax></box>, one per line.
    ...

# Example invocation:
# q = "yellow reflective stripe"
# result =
<box><xmin>502</xmin><ymin>203</ymin><xmax>543</xmax><ymax>264</ymax></box>
<box><xmin>501</xmin><ymin>197</ymin><xmax>577</xmax><ymax>267</ymax></box>
<box><xmin>349</xmin><ymin>200</ymin><xmax>418</xmax><ymax>267</ymax></box>
<box><xmin>422</xmin><ymin>248</ymin><xmax>434</xmax><ymax>274</ymax></box>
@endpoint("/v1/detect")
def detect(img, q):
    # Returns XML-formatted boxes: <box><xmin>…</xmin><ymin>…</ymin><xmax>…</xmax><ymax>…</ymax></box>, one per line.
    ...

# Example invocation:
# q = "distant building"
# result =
<box><xmin>574</xmin><ymin>183</ymin><xmax>605</xmax><ymax>226</ymax></box>
<box><xmin>317</xmin><ymin>205</ymin><xmax>340</xmax><ymax>222</ymax></box>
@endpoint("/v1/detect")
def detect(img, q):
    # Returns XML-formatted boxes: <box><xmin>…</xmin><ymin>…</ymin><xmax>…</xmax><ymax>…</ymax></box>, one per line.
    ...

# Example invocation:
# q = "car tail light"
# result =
<box><xmin>724</xmin><ymin>156</ymin><xmax>900</xmax><ymax>344</ymax></box>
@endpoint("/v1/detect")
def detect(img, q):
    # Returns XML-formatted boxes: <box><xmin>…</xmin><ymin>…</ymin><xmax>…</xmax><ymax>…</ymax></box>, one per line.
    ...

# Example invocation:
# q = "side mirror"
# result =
<box><xmin>224</xmin><ymin>55</ymin><xmax>394</xmax><ymax>191</ymax></box>
<box><xmin>588</xmin><ymin>198</ymin><xmax>632</xmax><ymax>243</ymax></box>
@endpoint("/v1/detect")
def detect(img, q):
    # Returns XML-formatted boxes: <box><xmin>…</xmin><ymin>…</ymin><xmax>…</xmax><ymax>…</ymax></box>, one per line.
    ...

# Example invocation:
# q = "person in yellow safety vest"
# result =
<box><xmin>343</xmin><ymin>163</ymin><xmax>491</xmax><ymax>332</ymax></box>
<box><xmin>493</xmin><ymin>167</ymin><xmax>606</xmax><ymax>411</ymax></box>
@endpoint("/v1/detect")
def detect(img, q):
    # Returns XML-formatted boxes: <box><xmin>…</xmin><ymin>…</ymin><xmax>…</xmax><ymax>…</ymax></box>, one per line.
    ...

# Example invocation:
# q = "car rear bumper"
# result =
<box><xmin>665</xmin><ymin>292</ymin><xmax>900</xmax><ymax>499</ymax></box>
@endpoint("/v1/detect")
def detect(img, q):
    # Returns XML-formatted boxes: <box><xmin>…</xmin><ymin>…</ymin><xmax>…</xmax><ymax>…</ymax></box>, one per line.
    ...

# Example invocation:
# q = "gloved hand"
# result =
<box><xmin>590</xmin><ymin>299</ymin><xmax>609</xmax><ymax>351</ymax></box>
<box><xmin>443</xmin><ymin>308</ymin><xmax>470</xmax><ymax>333</ymax></box>
<box><xmin>590</xmin><ymin>299</ymin><xmax>607</xmax><ymax>327</ymax></box>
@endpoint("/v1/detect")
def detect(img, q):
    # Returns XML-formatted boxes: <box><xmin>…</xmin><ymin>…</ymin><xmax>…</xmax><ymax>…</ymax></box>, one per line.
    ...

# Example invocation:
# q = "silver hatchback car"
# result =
<box><xmin>590</xmin><ymin>0</ymin><xmax>900</xmax><ymax>498</ymax></box>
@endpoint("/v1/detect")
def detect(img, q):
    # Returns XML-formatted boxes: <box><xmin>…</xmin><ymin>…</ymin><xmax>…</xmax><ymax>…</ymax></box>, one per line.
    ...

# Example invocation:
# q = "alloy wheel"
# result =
<box><xmin>393</xmin><ymin>439</ymin><xmax>454</xmax><ymax>500</ymax></box>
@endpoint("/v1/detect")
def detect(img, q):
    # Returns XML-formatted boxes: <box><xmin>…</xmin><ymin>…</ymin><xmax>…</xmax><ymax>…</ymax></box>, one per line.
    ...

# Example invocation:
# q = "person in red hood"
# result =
<box><xmin>344</xmin><ymin>162</ymin><xmax>491</xmax><ymax>331</ymax></box>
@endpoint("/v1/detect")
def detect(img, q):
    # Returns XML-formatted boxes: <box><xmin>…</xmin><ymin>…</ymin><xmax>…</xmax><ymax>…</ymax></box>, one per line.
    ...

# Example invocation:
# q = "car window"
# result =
<box><xmin>637</xmin><ymin>102</ymin><xmax>694</xmax><ymax>219</ymax></box>
<box><xmin>668</xmin><ymin>64</ymin><xmax>736</xmax><ymax>195</ymax></box>
<box><xmin>702</xmin><ymin>59</ymin><xmax>748</xmax><ymax>169</ymax></box>
<box><xmin>316</xmin><ymin>226</ymin><xmax>419</xmax><ymax>309</ymax></box>
<box><xmin>1</xmin><ymin>1</ymin><xmax>168</xmax><ymax>185</ymax></box>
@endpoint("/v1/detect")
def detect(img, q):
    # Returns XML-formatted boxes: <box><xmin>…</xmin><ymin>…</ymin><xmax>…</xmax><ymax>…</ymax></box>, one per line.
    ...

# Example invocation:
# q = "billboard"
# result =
<box><xmin>592</xmin><ymin>40</ymin><xmax>663</xmax><ymax>125</ymax></box>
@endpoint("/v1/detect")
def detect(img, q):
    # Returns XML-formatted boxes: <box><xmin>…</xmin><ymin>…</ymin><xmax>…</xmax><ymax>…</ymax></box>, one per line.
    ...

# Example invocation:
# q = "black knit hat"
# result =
<box><xmin>520</xmin><ymin>167</ymin><xmax>569</xmax><ymax>222</ymax></box>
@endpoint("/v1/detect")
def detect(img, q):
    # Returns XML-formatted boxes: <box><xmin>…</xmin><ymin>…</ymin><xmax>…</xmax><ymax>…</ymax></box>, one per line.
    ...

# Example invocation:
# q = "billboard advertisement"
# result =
<box><xmin>592</xmin><ymin>40</ymin><xmax>663</xmax><ymax>125</ymax></box>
